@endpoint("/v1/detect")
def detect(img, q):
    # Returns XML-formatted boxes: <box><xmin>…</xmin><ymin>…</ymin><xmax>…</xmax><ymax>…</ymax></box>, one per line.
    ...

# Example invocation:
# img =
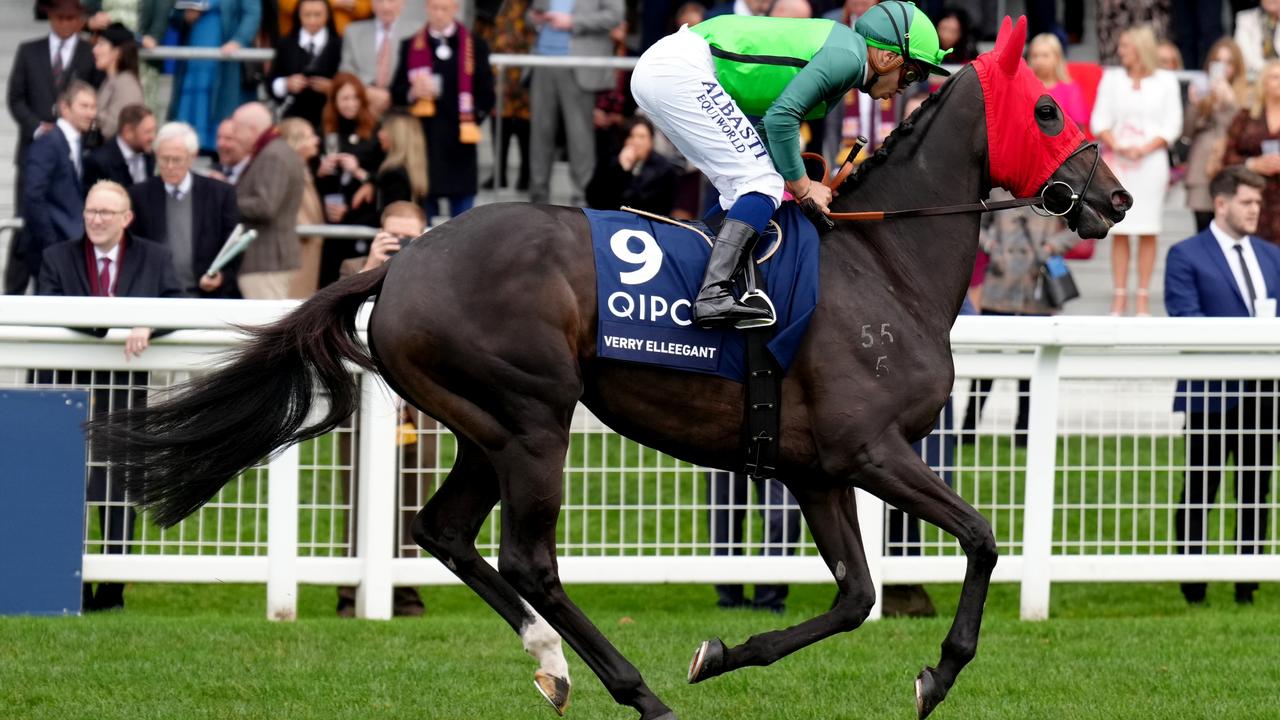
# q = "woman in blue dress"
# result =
<box><xmin>171</xmin><ymin>0</ymin><xmax>261</xmax><ymax>151</ymax></box>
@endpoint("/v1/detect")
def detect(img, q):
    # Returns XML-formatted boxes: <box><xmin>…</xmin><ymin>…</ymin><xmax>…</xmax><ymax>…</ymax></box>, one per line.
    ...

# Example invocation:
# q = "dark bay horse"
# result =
<box><xmin>91</xmin><ymin>17</ymin><xmax>1130</xmax><ymax>720</ymax></box>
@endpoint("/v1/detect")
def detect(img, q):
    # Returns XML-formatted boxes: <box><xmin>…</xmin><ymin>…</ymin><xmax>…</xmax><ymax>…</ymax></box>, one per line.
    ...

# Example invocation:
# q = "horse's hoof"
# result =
<box><xmin>915</xmin><ymin>666</ymin><xmax>947</xmax><ymax>719</ymax></box>
<box><xmin>534</xmin><ymin>669</ymin><xmax>571</xmax><ymax>716</ymax></box>
<box><xmin>687</xmin><ymin>638</ymin><xmax>727</xmax><ymax>684</ymax></box>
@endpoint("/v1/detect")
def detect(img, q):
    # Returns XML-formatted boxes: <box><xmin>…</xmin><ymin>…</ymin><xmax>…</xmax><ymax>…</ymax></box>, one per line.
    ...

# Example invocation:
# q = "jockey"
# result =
<box><xmin>631</xmin><ymin>1</ymin><xmax>951</xmax><ymax>328</ymax></box>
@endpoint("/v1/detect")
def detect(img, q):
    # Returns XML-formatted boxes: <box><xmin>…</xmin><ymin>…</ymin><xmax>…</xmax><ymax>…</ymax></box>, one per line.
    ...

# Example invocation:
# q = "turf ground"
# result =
<box><xmin>3</xmin><ymin>580</ymin><xmax>1278</xmax><ymax>720</ymax></box>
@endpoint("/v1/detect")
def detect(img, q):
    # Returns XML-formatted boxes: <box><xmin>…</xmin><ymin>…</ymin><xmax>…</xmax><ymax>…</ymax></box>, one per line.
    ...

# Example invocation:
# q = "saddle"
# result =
<box><xmin>621</xmin><ymin>207</ymin><xmax>784</xmax><ymax>478</ymax></box>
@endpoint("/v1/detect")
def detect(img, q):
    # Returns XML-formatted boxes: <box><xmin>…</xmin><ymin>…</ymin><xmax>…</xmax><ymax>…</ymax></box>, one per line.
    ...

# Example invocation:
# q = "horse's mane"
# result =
<box><xmin>836</xmin><ymin>64</ymin><xmax>974</xmax><ymax>197</ymax></box>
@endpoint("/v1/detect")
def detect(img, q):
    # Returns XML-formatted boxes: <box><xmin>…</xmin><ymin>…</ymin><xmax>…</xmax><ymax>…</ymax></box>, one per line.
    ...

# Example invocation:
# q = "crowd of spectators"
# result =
<box><xmin>11</xmin><ymin>0</ymin><xmax>1280</xmax><ymax>303</ymax></box>
<box><xmin>5</xmin><ymin>0</ymin><xmax>1279</xmax><ymax>614</ymax></box>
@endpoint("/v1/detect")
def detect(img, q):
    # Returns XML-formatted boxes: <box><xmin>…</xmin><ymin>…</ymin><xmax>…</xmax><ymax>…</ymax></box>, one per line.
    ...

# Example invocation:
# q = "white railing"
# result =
<box><xmin>1</xmin><ymin>297</ymin><xmax>1278</xmax><ymax>623</ymax></box>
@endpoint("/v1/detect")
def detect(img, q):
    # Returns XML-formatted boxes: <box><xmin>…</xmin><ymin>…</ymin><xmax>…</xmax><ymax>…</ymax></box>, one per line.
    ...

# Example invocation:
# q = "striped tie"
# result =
<box><xmin>375</xmin><ymin>25</ymin><xmax>394</xmax><ymax>88</ymax></box>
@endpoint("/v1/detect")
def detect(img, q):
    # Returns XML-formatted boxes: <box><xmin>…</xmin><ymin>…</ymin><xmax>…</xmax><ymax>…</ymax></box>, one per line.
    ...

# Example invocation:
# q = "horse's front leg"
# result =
<box><xmin>688</xmin><ymin>481</ymin><xmax>875</xmax><ymax>682</ymax></box>
<box><xmin>854</xmin><ymin>434</ymin><xmax>998</xmax><ymax>719</ymax></box>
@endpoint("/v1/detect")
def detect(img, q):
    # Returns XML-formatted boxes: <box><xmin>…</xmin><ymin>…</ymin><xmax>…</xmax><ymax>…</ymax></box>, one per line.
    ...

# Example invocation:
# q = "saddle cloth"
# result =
<box><xmin>586</xmin><ymin>203</ymin><xmax>820</xmax><ymax>382</ymax></box>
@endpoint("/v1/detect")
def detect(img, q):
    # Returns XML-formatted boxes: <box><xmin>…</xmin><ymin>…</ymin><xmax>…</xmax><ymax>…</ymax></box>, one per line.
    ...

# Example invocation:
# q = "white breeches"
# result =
<box><xmin>631</xmin><ymin>26</ymin><xmax>785</xmax><ymax>211</ymax></box>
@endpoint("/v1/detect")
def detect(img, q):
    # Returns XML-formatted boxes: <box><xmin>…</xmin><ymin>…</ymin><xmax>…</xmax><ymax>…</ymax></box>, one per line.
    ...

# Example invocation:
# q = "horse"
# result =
<box><xmin>90</xmin><ymin>17</ymin><xmax>1130</xmax><ymax>720</ymax></box>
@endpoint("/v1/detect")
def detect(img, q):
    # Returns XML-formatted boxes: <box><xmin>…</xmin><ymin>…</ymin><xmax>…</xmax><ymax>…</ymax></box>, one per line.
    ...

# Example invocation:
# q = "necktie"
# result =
<box><xmin>305</xmin><ymin>41</ymin><xmax>317</xmax><ymax>65</ymax></box>
<box><xmin>375</xmin><ymin>25</ymin><xmax>393</xmax><ymax>88</ymax></box>
<box><xmin>170</xmin><ymin>187</ymin><xmax>183</xmax><ymax>201</ymax></box>
<box><xmin>98</xmin><ymin>257</ymin><xmax>113</xmax><ymax>297</ymax></box>
<box><xmin>1234</xmin><ymin>244</ymin><xmax>1259</xmax><ymax>315</ymax></box>
<box><xmin>131</xmin><ymin>154</ymin><xmax>145</xmax><ymax>184</ymax></box>
<box><xmin>52</xmin><ymin>38</ymin><xmax>65</xmax><ymax>82</ymax></box>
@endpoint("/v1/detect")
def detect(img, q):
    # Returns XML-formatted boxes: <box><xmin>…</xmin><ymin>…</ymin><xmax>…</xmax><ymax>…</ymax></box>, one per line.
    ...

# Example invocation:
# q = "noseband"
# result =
<box><xmin>1030</xmin><ymin>141</ymin><xmax>1100</xmax><ymax>222</ymax></box>
<box><xmin>809</xmin><ymin>140</ymin><xmax>1101</xmax><ymax>225</ymax></box>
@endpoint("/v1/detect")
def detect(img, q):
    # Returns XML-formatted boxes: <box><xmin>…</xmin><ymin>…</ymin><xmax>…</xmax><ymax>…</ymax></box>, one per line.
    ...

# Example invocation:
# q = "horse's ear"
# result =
<box><xmin>992</xmin><ymin>15</ymin><xmax>1013</xmax><ymax>55</ymax></box>
<box><xmin>998</xmin><ymin>16</ymin><xmax>1028</xmax><ymax>75</ymax></box>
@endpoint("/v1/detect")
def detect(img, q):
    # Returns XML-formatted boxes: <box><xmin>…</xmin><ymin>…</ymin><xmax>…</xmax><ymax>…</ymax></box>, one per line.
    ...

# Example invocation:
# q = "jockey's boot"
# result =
<box><xmin>694</xmin><ymin>219</ymin><xmax>775</xmax><ymax>329</ymax></box>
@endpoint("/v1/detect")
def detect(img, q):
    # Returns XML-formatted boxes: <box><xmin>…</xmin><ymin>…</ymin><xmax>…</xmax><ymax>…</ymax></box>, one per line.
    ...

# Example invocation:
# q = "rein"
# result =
<box><xmin>805</xmin><ymin>140</ymin><xmax>1101</xmax><ymax>223</ymax></box>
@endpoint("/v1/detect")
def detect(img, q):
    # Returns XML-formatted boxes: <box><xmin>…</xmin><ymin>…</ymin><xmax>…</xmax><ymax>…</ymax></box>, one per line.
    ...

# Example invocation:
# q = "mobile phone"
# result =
<box><xmin>325</xmin><ymin>133</ymin><xmax>340</xmax><ymax>156</ymax></box>
<box><xmin>1208</xmin><ymin>61</ymin><xmax>1228</xmax><ymax>83</ymax></box>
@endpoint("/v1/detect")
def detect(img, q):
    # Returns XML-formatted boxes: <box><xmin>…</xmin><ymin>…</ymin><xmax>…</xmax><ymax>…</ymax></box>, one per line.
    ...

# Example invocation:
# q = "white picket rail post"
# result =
<box><xmin>267</xmin><ymin>444</ymin><xmax>300</xmax><ymax>622</ymax></box>
<box><xmin>356</xmin><ymin>372</ymin><xmax>399</xmax><ymax>620</ymax></box>
<box><xmin>1019</xmin><ymin>344</ymin><xmax>1062</xmax><ymax>620</ymax></box>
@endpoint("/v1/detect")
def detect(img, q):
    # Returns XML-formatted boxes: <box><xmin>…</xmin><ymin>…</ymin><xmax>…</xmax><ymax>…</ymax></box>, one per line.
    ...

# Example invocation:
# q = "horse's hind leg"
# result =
<box><xmin>492</xmin><ymin>425</ymin><xmax>676</xmax><ymax>720</ymax></box>
<box><xmin>857</xmin><ymin>434</ymin><xmax>998</xmax><ymax>719</ymax></box>
<box><xmin>411</xmin><ymin>439</ymin><xmax>572</xmax><ymax>714</ymax></box>
<box><xmin>688</xmin><ymin>482</ymin><xmax>875</xmax><ymax>683</ymax></box>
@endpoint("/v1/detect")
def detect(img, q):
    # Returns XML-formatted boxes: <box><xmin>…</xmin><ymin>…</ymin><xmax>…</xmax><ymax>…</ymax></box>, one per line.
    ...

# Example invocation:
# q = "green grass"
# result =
<box><xmin>53</xmin><ymin>430</ymin><xmax>1277</xmax><ymax>718</ymax></box>
<box><xmin>3</xmin><ymin>582</ymin><xmax>1279</xmax><ymax>719</ymax></box>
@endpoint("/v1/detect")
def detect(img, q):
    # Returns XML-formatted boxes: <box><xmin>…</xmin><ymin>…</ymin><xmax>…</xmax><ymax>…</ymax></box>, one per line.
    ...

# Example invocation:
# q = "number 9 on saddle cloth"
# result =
<box><xmin>586</xmin><ymin>203</ymin><xmax>821</xmax><ymax>382</ymax></box>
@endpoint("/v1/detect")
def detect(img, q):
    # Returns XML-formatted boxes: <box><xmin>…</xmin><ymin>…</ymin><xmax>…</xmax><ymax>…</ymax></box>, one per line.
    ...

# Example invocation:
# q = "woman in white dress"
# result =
<box><xmin>1091</xmin><ymin>25</ymin><xmax>1184</xmax><ymax>316</ymax></box>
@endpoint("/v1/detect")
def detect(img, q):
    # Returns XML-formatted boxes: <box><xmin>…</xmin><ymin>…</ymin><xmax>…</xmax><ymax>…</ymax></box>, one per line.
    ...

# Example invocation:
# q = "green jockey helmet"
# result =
<box><xmin>854</xmin><ymin>1</ymin><xmax>952</xmax><ymax>78</ymax></box>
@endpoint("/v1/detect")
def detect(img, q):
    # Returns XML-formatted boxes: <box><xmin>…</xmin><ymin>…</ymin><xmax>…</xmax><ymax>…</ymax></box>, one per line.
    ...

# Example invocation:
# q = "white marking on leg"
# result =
<box><xmin>519</xmin><ymin>599</ymin><xmax>569</xmax><ymax>680</ymax></box>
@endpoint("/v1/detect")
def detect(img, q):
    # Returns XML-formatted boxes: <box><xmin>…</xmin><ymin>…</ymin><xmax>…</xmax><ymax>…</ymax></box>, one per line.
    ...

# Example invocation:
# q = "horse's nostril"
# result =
<box><xmin>1112</xmin><ymin>190</ymin><xmax>1133</xmax><ymax>212</ymax></box>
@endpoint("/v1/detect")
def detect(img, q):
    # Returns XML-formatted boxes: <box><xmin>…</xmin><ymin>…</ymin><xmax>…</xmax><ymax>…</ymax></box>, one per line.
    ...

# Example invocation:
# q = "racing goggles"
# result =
<box><xmin>898</xmin><ymin>61</ymin><xmax>925</xmax><ymax>89</ymax></box>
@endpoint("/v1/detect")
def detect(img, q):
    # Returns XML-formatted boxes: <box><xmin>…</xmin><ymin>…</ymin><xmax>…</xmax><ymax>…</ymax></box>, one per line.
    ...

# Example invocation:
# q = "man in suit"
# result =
<box><xmin>37</xmin><ymin>180</ymin><xmax>184</xmax><ymax>612</ymax></box>
<box><xmin>1165</xmin><ymin>165</ymin><xmax>1280</xmax><ymax>606</ymax></box>
<box><xmin>232</xmin><ymin>102</ymin><xmax>306</xmax><ymax>299</ymax></box>
<box><xmin>128</xmin><ymin>121</ymin><xmax>242</xmax><ymax>298</ymax></box>
<box><xmin>6</xmin><ymin>0</ymin><xmax>99</xmax><ymax>294</ymax></box>
<box><xmin>526</xmin><ymin>0</ymin><xmax>624</xmax><ymax>204</ymax></box>
<box><xmin>21</xmin><ymin>80</ymin><xmax>97</xmax><ymax>288</ymax></box>
<box><xmin>209</xmin><ymin>119</ymin><xmax>251</xmax><ymax>185</ymax></box>
<box><xmin>340</xmin><ymin>0</ymin><xmax>418</xmax><ymax>115</ymax></box>
<box><xmin>83</xmin><ymin>104</ymin><xmax>157</xmax><ymax>191</ymax></box>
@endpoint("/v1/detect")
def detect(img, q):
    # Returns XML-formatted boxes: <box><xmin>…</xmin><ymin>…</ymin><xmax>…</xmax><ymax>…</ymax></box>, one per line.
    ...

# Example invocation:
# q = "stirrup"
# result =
<box><xmin>734</xmin><ymin>290</ymin><xmax>776</xmax><ymax>329</ymax></box>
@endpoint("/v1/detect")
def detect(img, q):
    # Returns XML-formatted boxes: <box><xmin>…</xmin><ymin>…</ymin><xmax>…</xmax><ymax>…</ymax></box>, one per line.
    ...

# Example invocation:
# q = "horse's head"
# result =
<box><xmin>972</xmin><ymin>16</ymin><xmax>1132</xmax><ymax>238</ymax></box>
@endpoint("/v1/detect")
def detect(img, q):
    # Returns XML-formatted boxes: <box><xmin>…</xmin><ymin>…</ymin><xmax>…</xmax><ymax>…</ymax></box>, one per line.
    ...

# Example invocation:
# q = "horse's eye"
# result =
<box><xmin>1034</xmin><ymin>94</ymin><xmax>1065</xmax><ymax>137</ymax></box>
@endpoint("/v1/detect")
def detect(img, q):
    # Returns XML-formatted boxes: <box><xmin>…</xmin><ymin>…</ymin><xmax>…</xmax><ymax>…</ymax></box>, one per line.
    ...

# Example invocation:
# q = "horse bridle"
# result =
<box><xmin>809</xmin><ymin>140</ymin><xmax>1102</xmax><ymax>225</ymax></box>
<box><xmin>1031</xmin><ymin>141</ymin><xmax>1101</xmax><ymax>220</ymax></box>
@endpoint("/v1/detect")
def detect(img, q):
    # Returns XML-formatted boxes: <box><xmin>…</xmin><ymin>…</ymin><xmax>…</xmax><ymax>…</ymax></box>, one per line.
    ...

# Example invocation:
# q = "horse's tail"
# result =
<box><xmin>87</xmin><ymin>263</ymin><xmax>390</xmax><ymax>528</ymax></box>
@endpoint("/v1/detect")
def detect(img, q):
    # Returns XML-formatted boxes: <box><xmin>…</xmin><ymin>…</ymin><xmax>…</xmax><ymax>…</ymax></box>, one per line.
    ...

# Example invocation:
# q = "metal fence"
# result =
<box><xmin>2</xmin><ymin>297</ymin><xmax>1278</xmax><ymax>624</ymax></box>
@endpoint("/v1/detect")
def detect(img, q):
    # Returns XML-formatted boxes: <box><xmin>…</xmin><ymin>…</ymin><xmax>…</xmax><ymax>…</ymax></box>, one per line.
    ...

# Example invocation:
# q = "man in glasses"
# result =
<box><xmin>631</xmin><ymin>0</ymin><xmax>950</xmax><ymax>328</ymax></box>
<box><xmin>35</xmin><ymin>179</ymin><xmax>184</xmax><ymax>612</ymax></box>
<box><xmin>335</xmin><ymin>200</ymin><xmax>432</xmax><ymax>618</ymax></box>
<box><xmin>128</xmin><ymin>121</ymin><xmax>242</xmax><ymax>298</ymax></box>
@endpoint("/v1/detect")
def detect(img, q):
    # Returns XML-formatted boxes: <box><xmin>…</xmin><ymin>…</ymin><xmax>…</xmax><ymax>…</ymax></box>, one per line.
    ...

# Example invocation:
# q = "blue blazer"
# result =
<box><xmin>21</xmin><ymin>128</ymin><xmax>85</xmax><ymax>277</ymax></box>
<box><xmin>1164</xmin><ymin>228</ymin><xmax>1280</xmax><ymax>414</ymax></box>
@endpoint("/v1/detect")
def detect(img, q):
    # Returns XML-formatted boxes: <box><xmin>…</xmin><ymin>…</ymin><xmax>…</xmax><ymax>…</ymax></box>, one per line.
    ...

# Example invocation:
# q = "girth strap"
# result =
<box><xmin>740</xmin><ymin>261</ymin><xmax>781</xmax><ymax>478</ymax></box>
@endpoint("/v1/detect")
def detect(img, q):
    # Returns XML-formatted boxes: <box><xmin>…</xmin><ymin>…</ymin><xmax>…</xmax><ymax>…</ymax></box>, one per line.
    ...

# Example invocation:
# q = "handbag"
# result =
<box><xmin>1038</xmin><ymin>254</ymin><xmax>1080</xmax><ymax>308</ymax></box>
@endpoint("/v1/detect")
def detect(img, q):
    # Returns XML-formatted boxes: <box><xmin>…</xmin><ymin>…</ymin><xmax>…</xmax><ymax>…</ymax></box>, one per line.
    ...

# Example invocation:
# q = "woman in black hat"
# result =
<box><xmin>92</xmin><ymin>22</ymin><xmax>144</xmax><ymax>137</ymax></box>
